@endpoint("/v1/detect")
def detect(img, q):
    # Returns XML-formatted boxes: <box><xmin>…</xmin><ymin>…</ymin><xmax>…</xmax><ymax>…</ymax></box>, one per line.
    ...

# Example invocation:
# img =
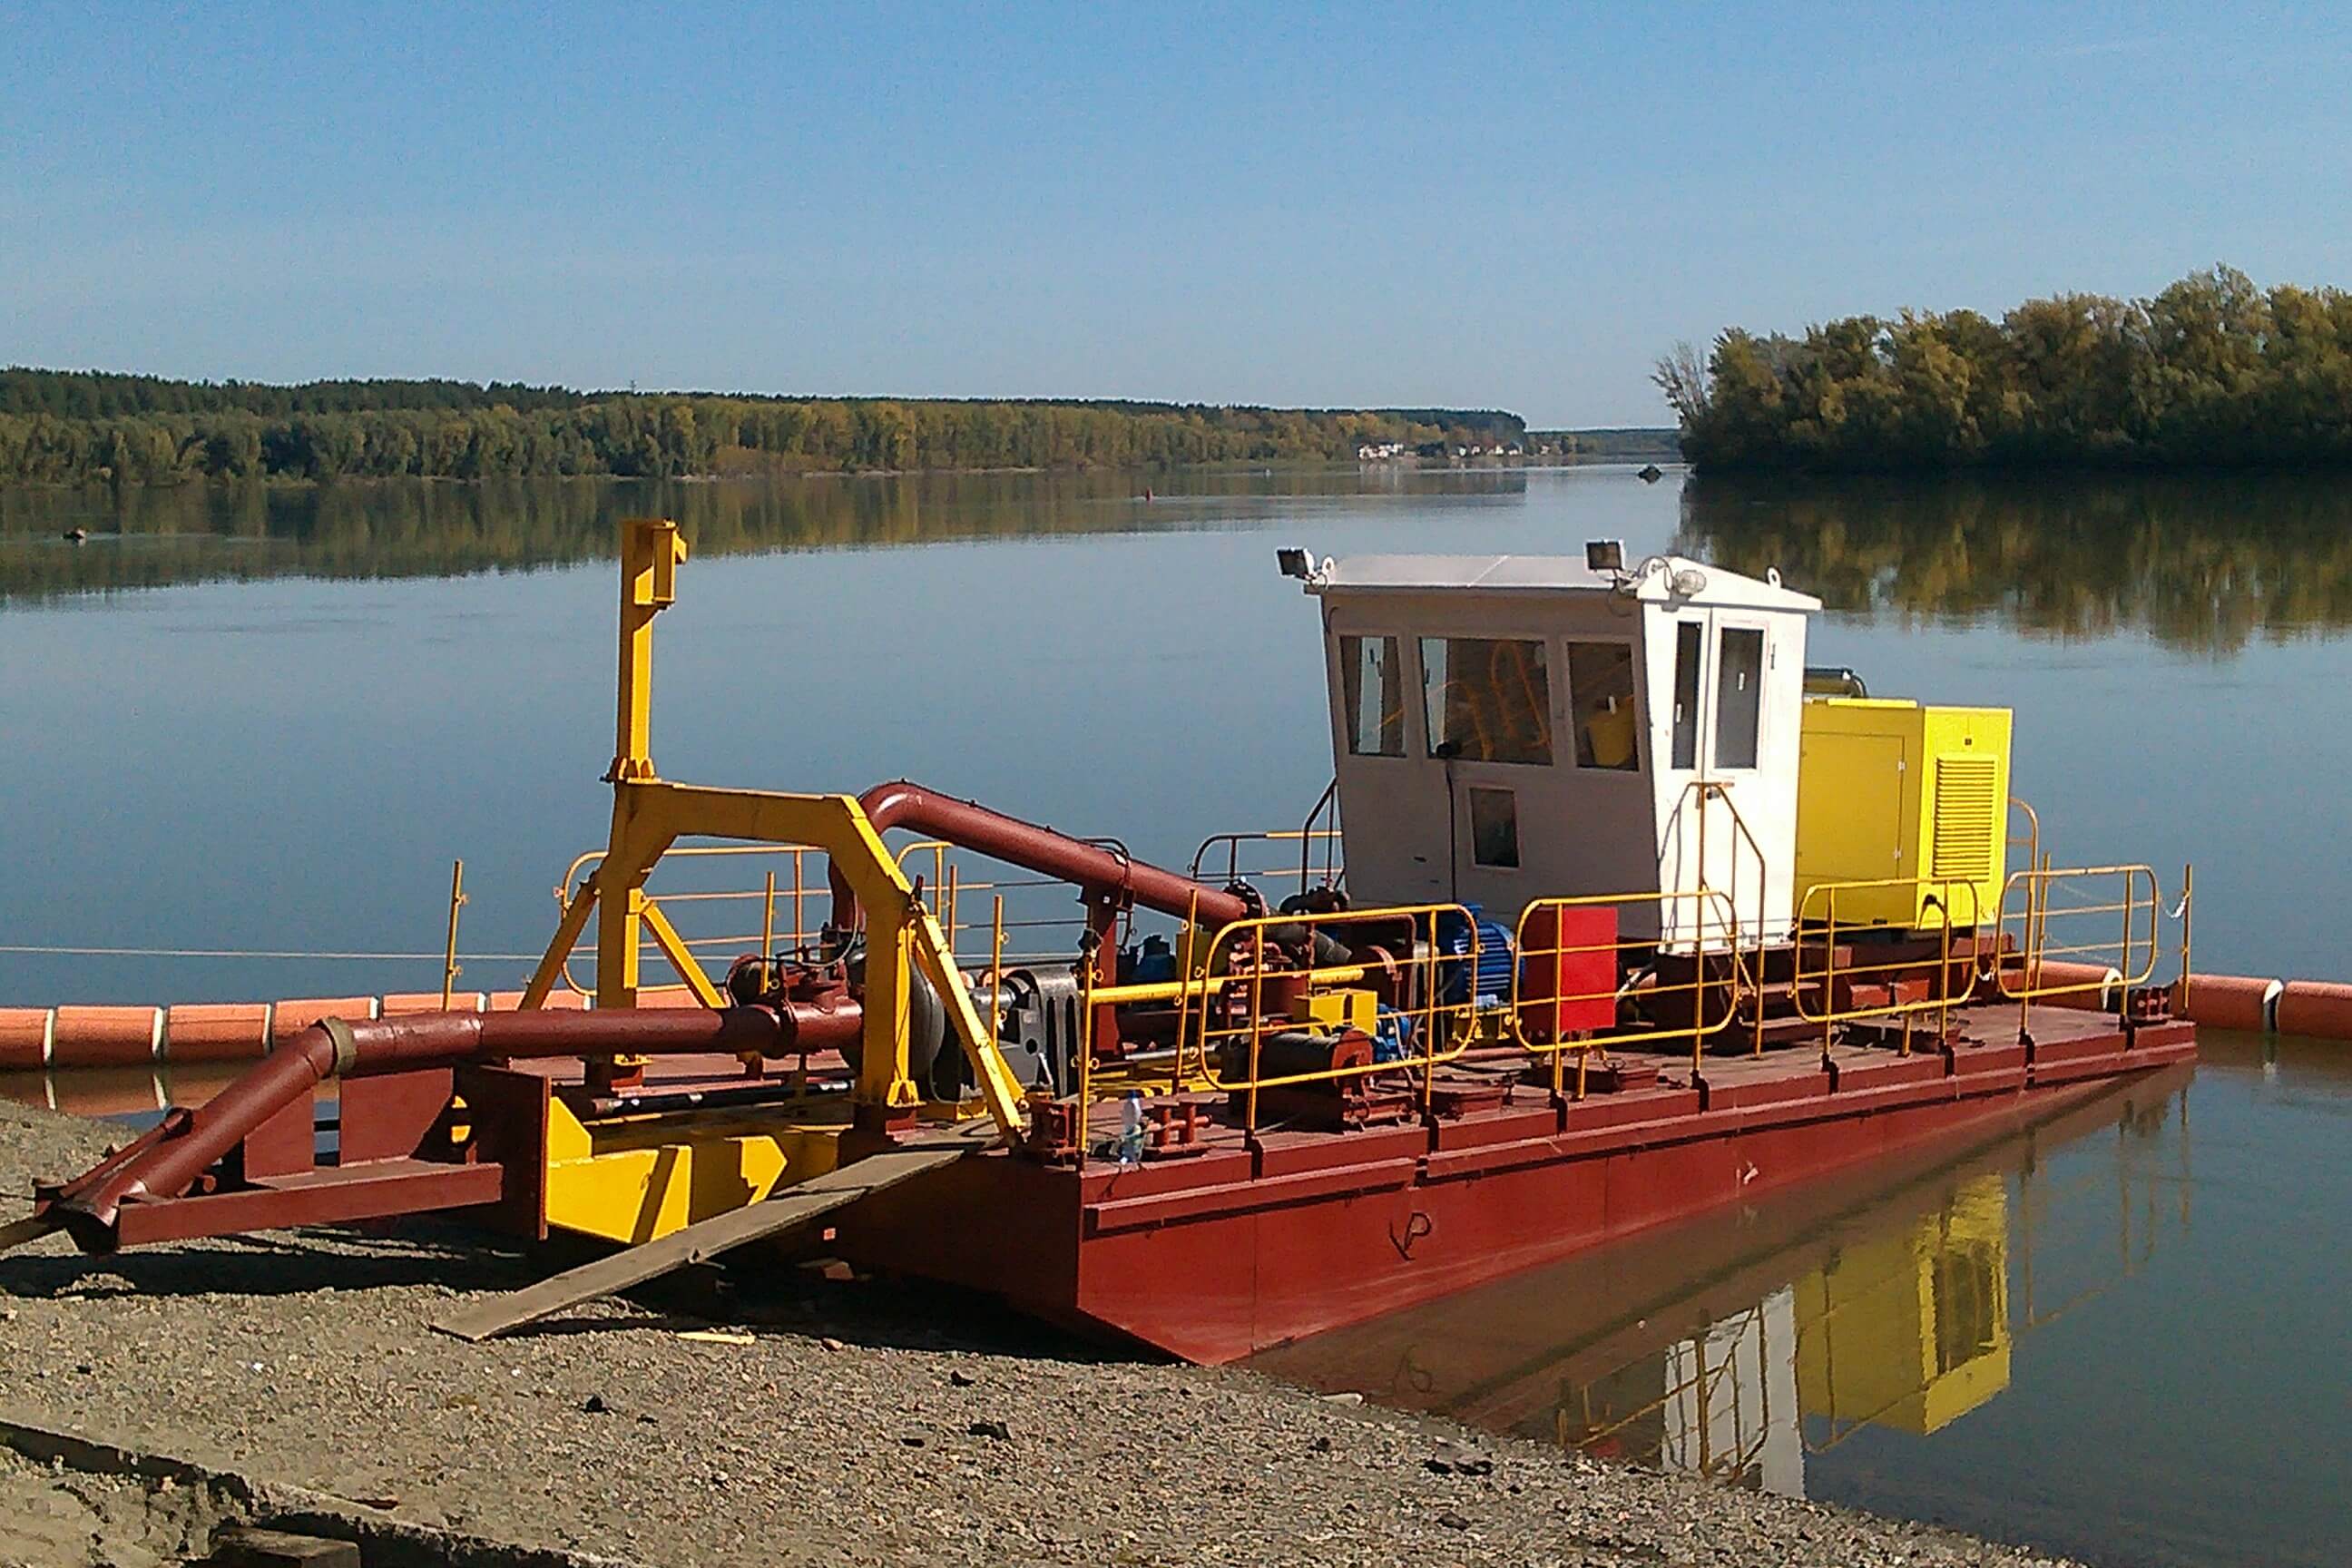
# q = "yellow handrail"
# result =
<box><xmin>1995</xmin><ymin>864</ymin><xmax>2161</xmax><ymax>1033</ymax></box>
<box><xmin>1186</xmin><ymin>827</ymin><xmax>1346</xmax><ymax>895</ymax></box>
<box><xmin>1509</xmin><ymin>887</ymin><xmax>1746</xmax><ymax>1092</ymax></box>
<box><xmin>1794</xmin><ymin>877</ymin><xmax>1984</xmax><ymax>1055</ymax></box>
<box><xmin>1183</xmin><ymin>902</ymin><xmax>1484</xmax><ymax>1133</ymax></box>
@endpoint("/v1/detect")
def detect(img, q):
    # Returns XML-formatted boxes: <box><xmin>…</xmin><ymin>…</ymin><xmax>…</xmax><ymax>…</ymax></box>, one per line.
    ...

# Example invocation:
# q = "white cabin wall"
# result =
<box><xmin>1323</xmin><ymin>588</ymin><xmax>1661</xmax><ymax>925</ymax></box>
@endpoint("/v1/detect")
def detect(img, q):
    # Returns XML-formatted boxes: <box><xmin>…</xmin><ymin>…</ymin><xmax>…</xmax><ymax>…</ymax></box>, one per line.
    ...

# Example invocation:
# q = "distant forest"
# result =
<box><xmin>1530</xmin><ymin>426</ymin><xmax>1681</xmax><ymax>461</ymax></box>
<box><xmin>0</xmin><ymin>369</ymin><xmax>1525</xmax><ymax>486</ymax></box>
<box><xmin>1656</xmin><ymin>268</ymin><xmax>2352</xmax><ymax>472</ymax></box>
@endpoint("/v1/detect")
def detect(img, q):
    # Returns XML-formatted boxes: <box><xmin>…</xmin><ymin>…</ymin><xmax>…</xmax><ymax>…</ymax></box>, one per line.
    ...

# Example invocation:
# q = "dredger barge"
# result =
<box><xmin>10</xmin><ymin>521</ymin><xmax>2196</xmax><ymax>1362</ymax></box>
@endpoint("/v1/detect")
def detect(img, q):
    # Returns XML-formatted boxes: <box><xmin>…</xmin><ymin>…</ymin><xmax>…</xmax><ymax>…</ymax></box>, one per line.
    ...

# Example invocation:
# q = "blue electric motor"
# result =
<box><xmin>1434</xmin><ymin>903</ymin><xmax>1515</xmax><ymax>1008</ymax></box>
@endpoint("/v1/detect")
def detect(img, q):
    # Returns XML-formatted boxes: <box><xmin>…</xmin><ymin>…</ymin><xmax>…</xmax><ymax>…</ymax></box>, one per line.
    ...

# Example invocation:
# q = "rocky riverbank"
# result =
<box><xmin>0</xmin><ymin>1103</ymin><xmax>2075</xmax><ymax>1568</ymax></box>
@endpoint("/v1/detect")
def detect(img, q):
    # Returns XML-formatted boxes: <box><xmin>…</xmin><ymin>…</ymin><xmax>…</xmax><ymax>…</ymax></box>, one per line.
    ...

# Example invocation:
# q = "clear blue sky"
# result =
<box><xmin>4</xmin><ymin>1</ymin><xmax>2346</xmax><ymax>426</ymax></box>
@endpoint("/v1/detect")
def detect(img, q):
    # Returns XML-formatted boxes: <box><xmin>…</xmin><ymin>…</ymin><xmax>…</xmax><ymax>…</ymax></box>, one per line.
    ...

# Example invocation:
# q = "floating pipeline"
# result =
<box><xmin>2014</xmin><ymin>959</ymin><xmax>2123</xmax><ymax>1011</ymax></box>
<box><xmin>2275</xmin><ymin>980</ymin><xmax>2352</xmax><ymax>1038</ymax></box>
<box><xmin>4</xmin><ymin>964</ymin><xmax>2351</xmax><ymax>1080</ymax></box>
<box><xmin>0</xmin><ymin>985</ymin><xmax>605</xmax><ymax>1073</ymax></box>
<box><xmin>2175</xmin><ymin>974</ymin><xmax>2285</xmax><ymax>1033</ymax></box>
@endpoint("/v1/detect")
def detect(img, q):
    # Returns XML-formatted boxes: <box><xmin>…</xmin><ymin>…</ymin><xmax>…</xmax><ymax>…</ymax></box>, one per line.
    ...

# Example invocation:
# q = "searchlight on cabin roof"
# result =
<box><xmin>1275</xmin><ymin>545</ymin><xmax>1334</xmax><ymax>587</ymax></box>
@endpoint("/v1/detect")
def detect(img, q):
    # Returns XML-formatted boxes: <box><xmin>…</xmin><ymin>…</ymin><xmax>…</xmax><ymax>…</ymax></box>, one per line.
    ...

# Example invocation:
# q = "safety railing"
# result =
<box><xmin>1995</xmin><ymin>864</ymin><xmax>2161</xmax><ymax>1028</ymax></box>
<box><xmin>1142</xmin><ymin>902</ymin><xmax>1486</xmax><ymax>1140</ymax></box>
<box><xmin>2008</xmin><ymin>797</ymin><xmax>2041</xmax><ymax>880</ymax></box>
<box><xmin>1665</xmin><ymin>779</ymin><xmax>1772</xmax><ymax>953</ymax></box>
<box><xmin>554</xmin><ymin>842</ymin><xmax>835</xmax><ymax>998</ymax></box>
<box><xmin>1794</xmin><ymin>878</ymin><xmax>1984</xmax><ymax>1054</ymax></box>
<box><xmin>1185</xmin><ymin>828</ymin><xmax>1346</xmax><ymax>905</ymax></box>
<box><xmin>1509</xmin><ymin>887</ymin><xmax>1747</xmax><ymax>1092</ymax></box>
<box><xmin>891</xmin><ymin>838</ymin><xmax>1118</xmax><ymax>968</ymax></box>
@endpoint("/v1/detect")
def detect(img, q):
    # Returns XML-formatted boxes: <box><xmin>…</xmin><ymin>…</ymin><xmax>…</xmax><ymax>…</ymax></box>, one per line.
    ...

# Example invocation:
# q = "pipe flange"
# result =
<box><xmin>318</xmin><ymin>1015</ymin><xmax>360</xmax><ymax>1078</ymax></box>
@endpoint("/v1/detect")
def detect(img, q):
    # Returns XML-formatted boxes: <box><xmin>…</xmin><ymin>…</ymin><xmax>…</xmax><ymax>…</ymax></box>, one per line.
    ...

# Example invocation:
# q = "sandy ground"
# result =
<box><xmin>0</xmin><ymin>1446</ymin><xmax>245</xmax><ymax>1568</ymax></box>
<box><xmin>0</xmin><ymin>1103</ymin><xmax>2080</xmax><ymax>1568</ymax></box>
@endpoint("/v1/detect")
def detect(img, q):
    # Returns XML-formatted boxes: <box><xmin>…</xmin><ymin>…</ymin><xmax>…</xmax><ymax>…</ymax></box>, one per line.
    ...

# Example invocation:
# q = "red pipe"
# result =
<box><xmin>41</xmin><ymin>1002</ymin><xmax>857</xmax><ymax>1248</ymax></box>
<box><xmin>835</xmin><ymin>779</ymin><xmax>1253</xmax><ymax>933</ymax></box>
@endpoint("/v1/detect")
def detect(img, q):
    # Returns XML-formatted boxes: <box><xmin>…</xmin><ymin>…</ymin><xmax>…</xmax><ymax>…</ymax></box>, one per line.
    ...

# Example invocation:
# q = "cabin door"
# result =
<box><xmin>1657</xmin><ymin>610</ymin><xmax>1772</xmax><ymax>949</ymax></box>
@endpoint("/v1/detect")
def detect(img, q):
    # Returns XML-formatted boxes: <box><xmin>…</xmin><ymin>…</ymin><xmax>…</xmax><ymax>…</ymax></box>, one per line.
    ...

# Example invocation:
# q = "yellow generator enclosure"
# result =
<box><xmin>1794</xmin><ymin>698</ymin><xmax>2011</xmax><ymax>932</ymax></box>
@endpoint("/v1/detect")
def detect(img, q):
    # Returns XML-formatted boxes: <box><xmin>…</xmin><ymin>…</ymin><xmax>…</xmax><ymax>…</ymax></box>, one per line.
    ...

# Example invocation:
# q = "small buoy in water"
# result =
<box><xmin>64</xmin><ymin>526</ymin><xmax>88</xmax><ymax>543</ymax></box>
<box><xmin>1635</xmin><ymin>465</ymin><xmax>1663</xmax><ymax>483</ymax></box>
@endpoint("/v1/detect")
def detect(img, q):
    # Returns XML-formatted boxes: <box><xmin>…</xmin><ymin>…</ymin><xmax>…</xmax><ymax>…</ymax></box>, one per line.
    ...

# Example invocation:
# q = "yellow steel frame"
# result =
<box><xmin>550</xmin><ymin>842</ymin><xmax>831</xmax><ymax>998</ymax></box>
<box><xmin>516</xmin><ymin>518</ymin><xmax>1025</xmax><ymax>1141</ymax></box>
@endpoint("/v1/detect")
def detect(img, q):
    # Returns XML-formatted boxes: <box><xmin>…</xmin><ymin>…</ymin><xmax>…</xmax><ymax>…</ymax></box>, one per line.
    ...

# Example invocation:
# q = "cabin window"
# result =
<box><xmin>1714</xmin><ymin>626</ymin><xmax>1764</xmax><ymax>769</ymax></box>
<box><xmin>1339</xmin><ymin>634</ymin><xmax>1406</xmax><ymax>757</ymax></box>
<box><xmin>1565</xmin><ymin>642</ymin><xmax>1640</xmax><ymax>771</ymax></box>
<box><xmin>1670</xmin><ymin>622</ymin><xmax>1703</xmax><ymax>769</ymax></box>
<box><xmin>1468</xmin><ymin>787</ymin><xmax>1520</xmax><ymax>868</ymax></box>
<box><xmin>1419</xmin><ymin>636</ymin><xmax>1552</xmax><ymax>765</ymax></box>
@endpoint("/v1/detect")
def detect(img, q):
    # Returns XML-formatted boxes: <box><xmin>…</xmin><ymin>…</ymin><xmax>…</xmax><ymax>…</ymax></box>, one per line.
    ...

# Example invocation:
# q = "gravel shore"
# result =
<box><xmin>0</xmin><ymin>1103</ymin><xmax>2077</xmax><ymax>1568</ymax></box>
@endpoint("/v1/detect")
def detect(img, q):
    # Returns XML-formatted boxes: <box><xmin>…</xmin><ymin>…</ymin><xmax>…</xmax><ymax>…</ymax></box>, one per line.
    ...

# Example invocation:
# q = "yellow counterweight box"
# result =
<box><xmin>1794</xmin><ymin>698</ymin><xmax>2012</xmax><ymax>931</ymax></box>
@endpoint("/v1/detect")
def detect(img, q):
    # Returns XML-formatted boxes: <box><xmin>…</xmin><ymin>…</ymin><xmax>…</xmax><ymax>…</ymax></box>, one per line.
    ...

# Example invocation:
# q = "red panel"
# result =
<box><xmin>1255</xmin><ymin>1123</ymin><xmax>1426</xmax><ymax>1179</ymax></box>
<box><xmin>1698</xmin><ymin>1068</ymin><xmax>1834</xmax><ymax>1112</ymax></box>
<box><xmin>1429</xmin><ymin>1107</ymin><xmax>1561</xmax><ymax>1152</ymax></box>
<box><xmin>1517</xmin><ymin>904</ymin><xmax>1618</xmax><ymax>1040</ymax></box>
<box><xmin>1078</xmin><ymin>1148</ymin><xmax>1254</xmax><ymax>1201</ymax></box>
<box><xmin>234</xmin><ymin>1086</ymin><xmax>318</xmax><ymax>1181</ymax></box>
<box><xmin>1828</xmin><ymin>1053</ymin><xmax>1947</xmax><ymax>1093</ymax></box>
<box><xmin>454</xmin><ymin>1064</ymin><xmax>552</xmax><ymax>1240</ymax></box>
<box><xmin>1563</xmin><ymin>1085</ymin><xmax>1701</xmax><ymax>1131</ymax></box>
<box><xmin>338</xmin><ymin>1068</ymin><xmax>455</xmax><ymax>1165</ymax></box>
<box><xmin>2030</xmin><ymin>1032</ymin><xmax>2124</xmax><ymax>1067</ymax></box>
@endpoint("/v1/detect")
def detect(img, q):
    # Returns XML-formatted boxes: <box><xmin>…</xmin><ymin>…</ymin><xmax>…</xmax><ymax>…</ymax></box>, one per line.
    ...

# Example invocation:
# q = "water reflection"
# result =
<box><xmin>0</xmin><ymin>1062</ymin><xmax>260</xmax><ymax>1121</ymax></box>
<box><xmin>1677</xmin><ymin>472</ymin><xmax>2352</xmax><ymax>652</ymax></box>
<box><xmin>13</xmin><ymin>467</ymin><xmax>2349</xmax><ymax>654</ymax></box>
<box><xmin>0</xmin><ymin>466</ymin><xmax>1526</xmax><ymax>603</ymax></box>
<box><xmin>1253</xmin><ymin>1070</ymin><xmax>2191</xmax><ymax>1504</ymax></box>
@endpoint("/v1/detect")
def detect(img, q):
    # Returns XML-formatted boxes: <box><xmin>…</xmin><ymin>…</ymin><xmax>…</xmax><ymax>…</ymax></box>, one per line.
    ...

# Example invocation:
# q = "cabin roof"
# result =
<box><xmin>1313</xmin><ymin>552</ymin><xmax>1821</xmax><ymax>612</ymax></box>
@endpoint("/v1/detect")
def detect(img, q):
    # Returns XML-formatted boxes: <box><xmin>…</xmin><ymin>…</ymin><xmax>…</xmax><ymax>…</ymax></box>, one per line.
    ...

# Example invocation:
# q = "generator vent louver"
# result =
<box><xmin>1929</xmin><ymin>755</ymin><xmax>2001</xmax><ymax>883</ymax></box>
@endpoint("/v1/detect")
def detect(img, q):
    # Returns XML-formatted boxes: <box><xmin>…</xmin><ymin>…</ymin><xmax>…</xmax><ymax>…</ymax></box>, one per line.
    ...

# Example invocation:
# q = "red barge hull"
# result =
<box><xmin>838</xmin><ymin>1009</ymin><xmax>2195</xmax><ymax>1364</ymax></box>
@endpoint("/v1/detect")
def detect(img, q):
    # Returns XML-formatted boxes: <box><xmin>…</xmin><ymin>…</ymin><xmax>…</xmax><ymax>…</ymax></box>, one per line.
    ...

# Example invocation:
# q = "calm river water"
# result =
<box><xmin>3</xmin><ymin>466</ymin><xmax>2347</xmax><ymax>1565</ymax></box>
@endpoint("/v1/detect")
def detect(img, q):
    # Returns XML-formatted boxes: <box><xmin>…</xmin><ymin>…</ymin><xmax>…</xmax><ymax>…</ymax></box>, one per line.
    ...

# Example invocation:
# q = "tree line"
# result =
<box><xmin>0</xmin><ymin>371</ymin><xmax>1524</xmax><ymax>486</ymax></box>
<box><xmin>1655</xmin><ymin>268</ymin><xmax>2352</xmax><ymax>471</ymax></box>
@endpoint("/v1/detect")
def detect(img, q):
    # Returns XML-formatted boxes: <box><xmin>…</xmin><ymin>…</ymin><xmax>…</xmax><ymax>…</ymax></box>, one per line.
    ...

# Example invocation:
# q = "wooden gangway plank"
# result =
<box><xmin>430</xmin><ymin>1132</ymin><xmax>982</xmax><ymax>1343</ymax></box>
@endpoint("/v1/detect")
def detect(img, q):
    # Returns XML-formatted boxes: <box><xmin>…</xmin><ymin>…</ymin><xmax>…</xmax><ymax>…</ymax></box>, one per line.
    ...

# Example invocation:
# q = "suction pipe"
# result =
<box><xmin>41</xmin><ymin>1001</ymin><xmax>857</xmax><ymax>1246</ymax></box>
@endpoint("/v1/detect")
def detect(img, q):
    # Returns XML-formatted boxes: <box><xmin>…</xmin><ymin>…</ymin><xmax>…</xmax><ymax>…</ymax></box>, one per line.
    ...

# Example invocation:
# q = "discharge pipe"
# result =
<box><xmin>834</xmin><ymin>780</ymin><xmax>1255</xmax><ymax>932</ymax></box>
<box><xmin>38</xmin><ymin>1001</ymin><xmax>857</xmax><ymax>1250</ymax></box>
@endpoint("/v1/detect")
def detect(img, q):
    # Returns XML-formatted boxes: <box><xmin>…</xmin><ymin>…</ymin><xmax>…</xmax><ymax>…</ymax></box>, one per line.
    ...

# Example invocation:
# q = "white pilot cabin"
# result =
<box><xmin>1298</xmin><ymin>546</ymin><xmax>1820</xmax><ymax>950</ymax></box>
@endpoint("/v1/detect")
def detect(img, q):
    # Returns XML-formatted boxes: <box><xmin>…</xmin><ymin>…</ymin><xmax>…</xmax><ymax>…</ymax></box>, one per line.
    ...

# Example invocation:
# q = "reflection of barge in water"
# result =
<box><xmin>1252</xmin><ymin>1065</ymin><xmax>2192</xmax><ymax>1485</ymax></box>
<box><xmin>13</xmin><ymin>523</ymin><xmax>2195</xmax><ymax>1363</ymax></box>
